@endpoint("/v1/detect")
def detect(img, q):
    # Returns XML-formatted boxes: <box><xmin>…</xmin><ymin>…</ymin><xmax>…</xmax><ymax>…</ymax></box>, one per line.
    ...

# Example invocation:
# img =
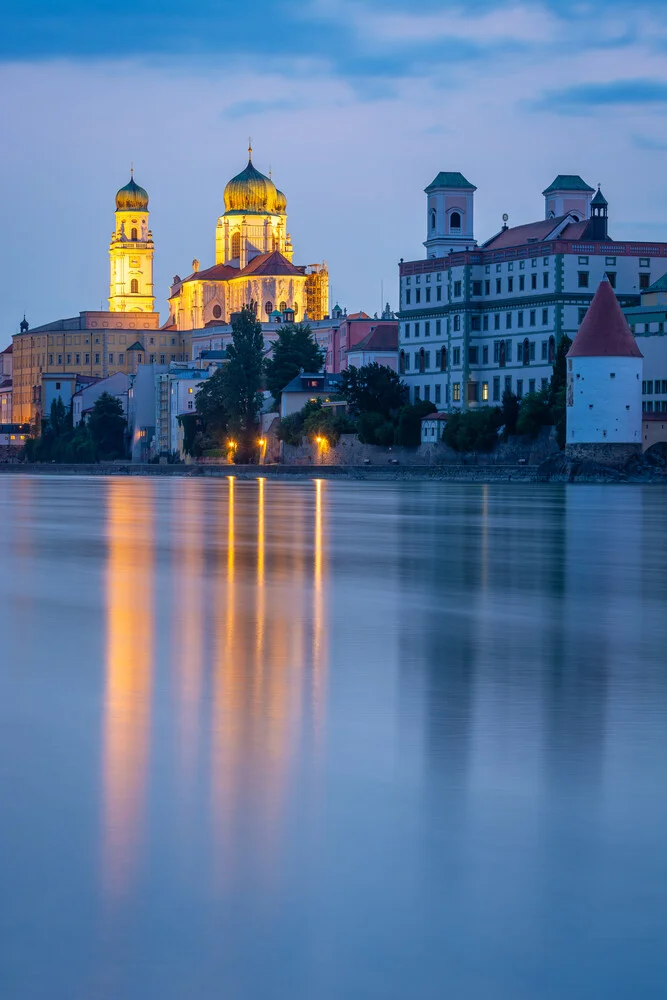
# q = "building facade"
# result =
<box><xmin>11</xmin><ymin>175</ymin><xmax>190</xmax><ymax>424</ymax></box>
<box><xmin>624</xmin><ymin>274</ymin><xmax>667</xmax><ymax>415</ymax></box>
<box><xmin>398</xmin><ymin>173</ymin><xmax>667</xmax><ymax>410</ymax></box>
<box><xmin>166</xmin><ymin>147</ymin><xmax>329</xmax><ymax>330</ymax></box>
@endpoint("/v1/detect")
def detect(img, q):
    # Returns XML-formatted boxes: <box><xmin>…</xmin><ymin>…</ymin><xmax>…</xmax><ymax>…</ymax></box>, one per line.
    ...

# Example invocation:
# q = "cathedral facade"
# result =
<box><xmin>166</xmin><ymin>148</ymin><xmax>328</xmax><ymax>330</ymax></box>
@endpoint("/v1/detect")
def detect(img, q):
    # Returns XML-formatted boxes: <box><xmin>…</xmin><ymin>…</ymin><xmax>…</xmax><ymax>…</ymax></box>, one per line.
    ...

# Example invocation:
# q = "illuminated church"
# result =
<box><xmin>166</xmin><ymin>146</ymin><xmax>328</xmax><ymax>330</ymax></box>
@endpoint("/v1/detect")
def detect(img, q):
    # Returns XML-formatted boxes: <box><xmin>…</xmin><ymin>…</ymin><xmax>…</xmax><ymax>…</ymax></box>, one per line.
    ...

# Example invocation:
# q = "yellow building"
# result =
<box><xmin>11</xmin><ymin>174</ymin><xmax>190</xmax><ymax>424</ymax></box>
<box><xmin>166</xmin><ymin>147</ymin><xmax>328</xmax><ymax>330</ymax></box>
<box><xmin>109</xmin><ymin>173</ymin><xmax>155</xmax><ymax>312</ymax></box>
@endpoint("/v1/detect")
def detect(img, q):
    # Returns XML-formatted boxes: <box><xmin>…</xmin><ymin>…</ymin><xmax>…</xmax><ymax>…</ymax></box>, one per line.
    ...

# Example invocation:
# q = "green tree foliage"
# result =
<box><xmin>89</xmin><ymin>392</ymin><xmax>127</xmax><ymax>460</ymax></box>
<box><xmin>548</xmin><ymin>334</ymin><xmax>572</xmax><ymax>449</ymax></box>
<box><xmin>223</xmin><ymin>304</ymin><xmax>265</xmax><ymax>460</ymax></box>
<box><xmin>265</xmin><ymin>323</ymin><xmax>324</xmax><ymax>408</ymax></box>
<box><xmin>340</xmin><ymin>362</ymin><xmax>408</xmax><ymax>419</ymax></box>
<box><xmin>500</xmin><ymin>389</ymin><xmax>520</xmax><ymax>436</ymax></box>
<box><xmin>356</xmin><ymin>411</ymin><xmax>396</xmax><ymax>446</ymax></box>
<box><xmin>443</xmin><ymin>407</ymin><xmax>502</xmax><ymax>452</ymax></box>
<box><xmin>394</xmin><ymin>399</ymin><xmax>437</xmax><ymax>447</ymax></box>
<box><xmin>276</xmin><ymin>399</ymin><xmax>355</xmax><ymax>448</ymax></box>
<box><xmin>25</xmin><ymin>397</ymin><xmax>98</xmax><ymax>463</ymax></box>
<box><xmin>194</xmin><ymin>367</ymin><xmax>229</xmax><ymax>437</ymax></box>
<box><xmin>516</xmin><ymin>390</ymin><xmax>553</xmax><ymax>438</ymax></box>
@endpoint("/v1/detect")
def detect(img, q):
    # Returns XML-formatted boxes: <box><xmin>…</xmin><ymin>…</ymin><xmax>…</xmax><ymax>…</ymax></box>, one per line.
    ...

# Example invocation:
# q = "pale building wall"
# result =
<box><xmin>642</xmin><ymin>416</ymin><xmax>667</xmax><ymax>450</ymax></box>
<box><xmin>109</xmin><ymin>209</ymin><xmax>154</xmax><ymax>312</ymax></box>
<box><xmin>566</xmin><ymin>355</ymin><xmax>642</xmax><ymax>445</ymax></box>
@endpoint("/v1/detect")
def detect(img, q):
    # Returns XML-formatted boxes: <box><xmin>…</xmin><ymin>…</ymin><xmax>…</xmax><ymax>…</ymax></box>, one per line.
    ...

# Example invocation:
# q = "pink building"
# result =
<box><xmin>326</xmin><ymin>308</ymin><xmax>397</xmax><ymax>372</ymax></box>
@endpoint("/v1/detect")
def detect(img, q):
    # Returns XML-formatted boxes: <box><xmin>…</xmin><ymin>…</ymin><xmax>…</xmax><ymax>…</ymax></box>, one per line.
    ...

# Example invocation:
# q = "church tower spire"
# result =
<box><xmin>109</xmin><ymin>172</ymin><xmax>155</xmax><ymax>312</ymax></box>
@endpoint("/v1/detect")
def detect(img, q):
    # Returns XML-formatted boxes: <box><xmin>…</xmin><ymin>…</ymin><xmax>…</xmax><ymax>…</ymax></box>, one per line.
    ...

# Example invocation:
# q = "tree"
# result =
<box><xmin>265</xmin><ymin>323</ymin><xmax>324</xmax><ymax>408</ymax></box>
<box><xmin>340</xmin><ymin>362</ymin><xmax>408</xmax><ymax>419</ymax></box>
<box><xmin>195</xmin><ymin>366</ymin><xmax>229</xmax><ymax>438</ymax></box>
<box><xmin>222</xmin><ymin>303</ymin><xmax>265</xmax><ymax>460</ymax></box>
<box><xmin>356</xmin><ymin>411</ymin><xmax>395</xmax><ymax>446</ymax></box>
<box><xmin>500</xmin><ymin>389</ymin><xmax>520</xmax><ymax>436</ymax></box>
<box><xmin>548</xmin><ymin>334</ymin><xmax>572</xmax><ymax>407</ymax></box>
<box><xmin>394</xmin><ymin>399</ymin><xmax>437</xmax><ymax>447</ymax></box>
<box><xmin>443</xmin><ymin>407</ymin><xmax>502</xmax><ymax>452</ymax></box>
<box><xmin>516</xmin><ymin>390</ymin><xmax>553</xmax><ymax>438</ymax></box>
<box><xmin>89</xmin><ymin>392</ymin><xmax>126</xmax><ymax>459</ymax></box>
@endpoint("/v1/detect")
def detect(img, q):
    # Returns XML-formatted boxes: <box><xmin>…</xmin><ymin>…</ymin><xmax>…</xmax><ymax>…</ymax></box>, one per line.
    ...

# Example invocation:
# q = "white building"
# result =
<box><xmin>566</xmin><ymin>278</ymin><xmax>642</xmax><ymax>452</ymax></box>
<box><xmin>398</xmin><ymin>173</ymin><xmax>667</xmax><ymax>410</ymax></box>
<box><xmin>72</xmin><ymin>372</ymin><xmax>130</xmax><ymax>426</ymax></box>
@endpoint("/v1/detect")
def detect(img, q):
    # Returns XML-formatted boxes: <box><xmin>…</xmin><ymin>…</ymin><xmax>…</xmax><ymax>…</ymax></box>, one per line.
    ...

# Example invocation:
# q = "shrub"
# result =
<box><xmin>356</xmin><ymin>411</ymin><xmax>395</xmax><ymax>446</ymax></box>
<box><xmin>394</xmin><ymin>400</ymin><xmax>437</xmax><ymax>447</ymax></box>
<box><xmin>443</xmin><ymin>407</ymin><xmax>501</xmax><ymax>452</ymax></box>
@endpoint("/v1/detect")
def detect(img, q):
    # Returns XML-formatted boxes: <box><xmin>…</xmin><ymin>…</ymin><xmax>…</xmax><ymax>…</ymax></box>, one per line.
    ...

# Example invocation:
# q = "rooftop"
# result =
<box><xmin>542</xmin><ymin>175</ymin><xmax>595</xmax><ymax>195</ymax></box>
<box><xmin>347</xmin><ymin>324</ymin><xmax>398</xmax><ymax>353</ymax></box>
<box><xmin>568</xmin><ymin>278</ymin><xmax>643</xmax><ymax>359</ymax></box>
<box><xmin>482</xmin><ymin>215</ymin><xmax>588</xmax><ymax>251</ymax></box>
<box><xmin>425</xmin><ymin>172</ymin><xmax>476</xmax><ymax>193</ymax></box>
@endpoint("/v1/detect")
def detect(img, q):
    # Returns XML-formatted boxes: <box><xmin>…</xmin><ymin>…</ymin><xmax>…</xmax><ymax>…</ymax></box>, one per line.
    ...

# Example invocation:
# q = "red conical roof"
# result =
<box><xmin>567</xmin><ymin>278</ymin><xmax>642</xmax><ymax>358</ymax></box>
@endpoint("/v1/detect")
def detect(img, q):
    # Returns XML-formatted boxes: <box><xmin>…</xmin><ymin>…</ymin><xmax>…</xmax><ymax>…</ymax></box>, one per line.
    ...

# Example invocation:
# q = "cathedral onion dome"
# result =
<box><xmin>224</xmin><ymin>149</ymin><xmax>279</xmax><ymax>214</ymax></box>
<box><xmin>274</xmin><ymin>187</ymin><xmax>287</xmax><ymax>214</ymax></box>
<box><xmin>115</xmin><ymin>174</ymin><xmax>149</xmax><ymax>211</ymax></box>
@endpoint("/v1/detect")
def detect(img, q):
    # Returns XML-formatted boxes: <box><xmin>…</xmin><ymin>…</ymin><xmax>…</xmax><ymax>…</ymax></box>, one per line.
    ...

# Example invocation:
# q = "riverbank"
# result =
<box><xmin>1</xmin><ymin>460</ymin><xmax>666</xmax><ymax>483</ymax></box>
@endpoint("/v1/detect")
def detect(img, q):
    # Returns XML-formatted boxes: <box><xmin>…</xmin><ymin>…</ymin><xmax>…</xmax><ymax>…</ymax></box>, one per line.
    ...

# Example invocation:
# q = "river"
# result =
<box><xmin>0</xmin><ymin>476</ymin><xmax>665</xmax><ymax>999</ymax></box>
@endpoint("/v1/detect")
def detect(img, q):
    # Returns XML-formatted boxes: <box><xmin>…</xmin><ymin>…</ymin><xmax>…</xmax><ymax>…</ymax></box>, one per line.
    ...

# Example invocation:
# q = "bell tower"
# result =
<box><xmin>109</xmin><ymin>170</ymin><xmax>155</xmax><ymax>312</ymax></box>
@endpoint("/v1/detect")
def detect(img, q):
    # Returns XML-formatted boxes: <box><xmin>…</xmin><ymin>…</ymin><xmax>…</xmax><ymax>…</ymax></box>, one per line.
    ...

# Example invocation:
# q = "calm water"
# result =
<box><xmin>0</xmin><ymin>475</ymin><xmax>666</xmax><ymax>999</ymax></box>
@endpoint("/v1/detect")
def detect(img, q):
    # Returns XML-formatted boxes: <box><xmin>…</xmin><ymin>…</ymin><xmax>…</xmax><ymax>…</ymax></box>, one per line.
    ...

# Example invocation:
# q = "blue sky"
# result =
<box><xmin>2</xmin><ymin>0</ymin><xmax>667</xmax><ymax>334</ymax></box>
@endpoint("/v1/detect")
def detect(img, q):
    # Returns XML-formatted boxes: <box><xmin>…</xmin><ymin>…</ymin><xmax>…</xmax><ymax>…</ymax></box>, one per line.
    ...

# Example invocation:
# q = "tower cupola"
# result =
<box><xmin>584</xmin><ymin>185</ymin><xmax>609</xmax><ymax>241</ymax></box>
<box><xmin>115</xmin><ymin>171</ymin><xmax>149</xmax><ymax>211</ymax></box>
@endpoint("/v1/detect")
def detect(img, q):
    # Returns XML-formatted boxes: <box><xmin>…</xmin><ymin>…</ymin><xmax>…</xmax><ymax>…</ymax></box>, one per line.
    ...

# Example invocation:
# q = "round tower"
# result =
<box><xmin>566</xmin><ymin>277</ymin><xmax>643</xmax><ymax>464</ymax></box>
<box><xmin>109</xmin><ymin>171</ymin><xmax>155</xmax><ymax>312</ymax></box>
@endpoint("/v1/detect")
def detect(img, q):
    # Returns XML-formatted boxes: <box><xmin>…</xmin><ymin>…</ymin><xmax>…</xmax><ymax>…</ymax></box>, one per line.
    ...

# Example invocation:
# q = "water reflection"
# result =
<box><xmin>102</xmin><ymin>479</ymin><xmax>154</xmax><ymax>898</ymax></box>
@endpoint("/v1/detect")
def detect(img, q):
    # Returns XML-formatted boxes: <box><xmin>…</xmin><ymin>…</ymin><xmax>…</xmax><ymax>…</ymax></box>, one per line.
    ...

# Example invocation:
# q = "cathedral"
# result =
<box><xmin>165</xmin><ymin>146</ymin><xmax>328</xmax><ymax>330</ymax></box>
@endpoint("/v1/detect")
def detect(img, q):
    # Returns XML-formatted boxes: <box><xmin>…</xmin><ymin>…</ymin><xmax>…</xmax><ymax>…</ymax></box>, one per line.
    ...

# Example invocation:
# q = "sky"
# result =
<box><xmin>2</xmin><ymin>0</ymin><xmax>667</xmax><ymax>338</ymax></box>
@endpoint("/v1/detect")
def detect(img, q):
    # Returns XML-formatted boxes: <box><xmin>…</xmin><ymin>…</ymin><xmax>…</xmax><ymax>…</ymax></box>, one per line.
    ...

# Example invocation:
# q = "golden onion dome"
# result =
<box><xmin>274</xmin><ymin>187</ymin><xmax>287</xmax><ymax>214</ymax></box>
<box><xmin>115</xmin><ymin>173</ymin><xmax>149</xmax><ymax>211</ymax></box>
<box><xmin>223</xmin><ymin>148</ymin><xmax>279</xmax><ymax>214</ymax></box>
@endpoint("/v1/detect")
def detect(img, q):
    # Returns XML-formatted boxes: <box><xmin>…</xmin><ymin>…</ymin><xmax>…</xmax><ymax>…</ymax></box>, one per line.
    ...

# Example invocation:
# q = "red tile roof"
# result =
<box><xmin>345</xmin><ymin>311</ymin><xmax>371</xmax><ymax>321</ymax></box>
<box><xmin>1</xmin><ymin>344</ymin><xmax>13</xmax><ymax>354</ymax></box>
<box><xmin>347</xmin><ymin>323</ymin><xmax>398</xmax><ymax>353</ymax></box>
<box><xmin>568</xmin><ymin>278</ymin><xmax>643</xmax><ymax>359</ymax></box>
<box><xmin>482</xmin><ymin>216</ymin><xmax>589</xmax><ymax>250</ymax></box>
<box><xmin>238</xmin><ymin>250</ymin><xmax>304</xmax><ymax>277</ymax></box>
<box><xmin>183</xmin><ymin>262</ymin><xmax>238</xmax><ymax>283</ymax></box>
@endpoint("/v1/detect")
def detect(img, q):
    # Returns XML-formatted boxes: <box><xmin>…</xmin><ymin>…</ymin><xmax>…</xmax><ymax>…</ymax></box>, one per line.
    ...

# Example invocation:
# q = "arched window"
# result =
<box><xmin>130</xmin><ymin>278</ymin><xmax>139</xmax><ymax>294</ymax></box>
<box><xmin>430</xmin><ymin>209</ymin><xmax>436</xmax><ymax>232</ymax></box>
<box><xmin>279</xmin><ymin>300</ymin><xmax>287</xmax><ymax>312</ymax></box>
<box><xmin>548</xmin><ymin>335</ymin><xmax>556</xmax><ymax>364</ymax></box>
<box><xmin>419</xmin><ymin>348</ymin><xmax>425</xmax><ymax>374</ymax></box>
<box><xmin>523</xmin><ymin>337</ymin><xmax>530</xmax><ymax>366</ymax></box>
<box><xmin>399</xmin><ymin>350</ymin><xmax>406</xmax><ymax>375</ymax></box>
<box><xmin>450</xmin><ymin>211</ymin><xmax>461</xmax><ymax>231</ymax></box>
<box><xmin>499</xmin><ymin>341</ymin><xmax>506</xmax><ymax>368</ymax></box>
<box><xmin>131</xmin><ymin>227</ymin><xmax>138</xmax><ymax>241</ymax></box>
<box><xmin>440</xmin><ymin>347</ymin><xmax>447</xmax><ymax>372</ymax></box>
<box><xmin>231</xmin><ymin>231</ymin><xmax>241</xmax><ymax>259</ymax></box>
<box><xmin>265</xmin><ymin>301</ymin><xmax>273</xmax><ymax>316</ymax></box>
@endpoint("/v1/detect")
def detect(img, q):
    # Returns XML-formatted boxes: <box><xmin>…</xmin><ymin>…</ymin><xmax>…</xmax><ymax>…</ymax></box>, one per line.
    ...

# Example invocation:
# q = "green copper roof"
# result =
<box><xmin>425</xmin><ymin>172</ymin><xmax>476</xmax><ymax>193</ymax></box>
<box><xmin>591</xmin><ymin>186</ymin><xmax>608</xmax><ymax>206</ymax></box>
<box><xmin>647</xmin><ymin>274</ymin><xmax>667</xmax><ymax>293</ymax></box>
<box><xmin>542</xmin><ymin>175</ymin><xmax>595</xmax><ymax>195</ymax></box>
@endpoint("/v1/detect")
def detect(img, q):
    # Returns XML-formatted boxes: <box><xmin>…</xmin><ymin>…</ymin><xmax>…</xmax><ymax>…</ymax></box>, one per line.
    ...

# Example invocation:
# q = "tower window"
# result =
<box><xmin>430</xmin><ymin>209</ymin><xmax>436</xmax><ymax>232</ymax></box>
<box><xmin>450</xmin><ymin>211</ymin><xmax>461</xmax><ymax>231</ymax></box>
<box><xmin>130</xmin><ymin>279</ymin><xmax>139</xmax><ymax>294</ymax></box>
<box><xmin>231</xmin><ymin>232</ymin><xmax>241</xmax><ymax>259</ymax></box>
<box><xmin>131</xmin><ymin>228</ymin><xmax>138</xmax><ymax>241</ymax></box>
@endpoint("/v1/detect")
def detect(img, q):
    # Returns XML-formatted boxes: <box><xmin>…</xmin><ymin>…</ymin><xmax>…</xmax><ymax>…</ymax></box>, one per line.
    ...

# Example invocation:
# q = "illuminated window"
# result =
<box><xmin>453</xmin><ymin>382</ymin><xmax>461</xmax><ymax>402</ymax></box>
<box><xmin>231</xmin><ymin>232</ymin><xmax>241</xmax><ymax>258</ymax></box>
<box><xmin>188</xmin><ymin>387</ymin><xmax>193</xmax><ymax>393</ymax></box>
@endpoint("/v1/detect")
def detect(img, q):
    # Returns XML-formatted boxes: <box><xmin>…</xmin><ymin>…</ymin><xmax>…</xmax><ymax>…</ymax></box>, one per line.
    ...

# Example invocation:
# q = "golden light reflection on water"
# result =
<box><xmin>173</xmin><ymin>482</ymin><xmax>204</xmax><ymax>785</ymax></box>
<box><xmin>211</xmin><ymin>478</ymin><xmax>328</xmax><ymax>890</ymax></box>
<box><xmin>102</xmin><ymin>479</ymin><xmax>154</xmax><ymax>898</ymax></box>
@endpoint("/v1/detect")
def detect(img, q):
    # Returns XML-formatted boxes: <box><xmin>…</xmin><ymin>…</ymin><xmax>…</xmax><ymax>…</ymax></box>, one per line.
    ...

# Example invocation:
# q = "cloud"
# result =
<box><xmin>631</xmin><ymin>133</ymin><xmax>667</xmax><ymax>151</ymax></box>
<box><xmin>222</xmin><ymin>99</ymin><xmax>304</xmax><ymax>119</ymax></box>
<box><xmin>528</xmin><ymin>78</ymin><xmax>667</xmax><ymax>114</ymax></box>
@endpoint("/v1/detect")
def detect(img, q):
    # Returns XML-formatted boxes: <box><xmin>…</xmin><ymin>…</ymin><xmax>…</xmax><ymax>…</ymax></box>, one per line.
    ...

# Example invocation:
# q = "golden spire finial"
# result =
<box><xmin>130</xmin><ymin>161</ymin><xmax>134</xmax><ymax>178</ymax></box>
<box><xmin>248</xmin><ymin>137</ymin><xmax>253</xmax><ymax>161</ymax></box>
